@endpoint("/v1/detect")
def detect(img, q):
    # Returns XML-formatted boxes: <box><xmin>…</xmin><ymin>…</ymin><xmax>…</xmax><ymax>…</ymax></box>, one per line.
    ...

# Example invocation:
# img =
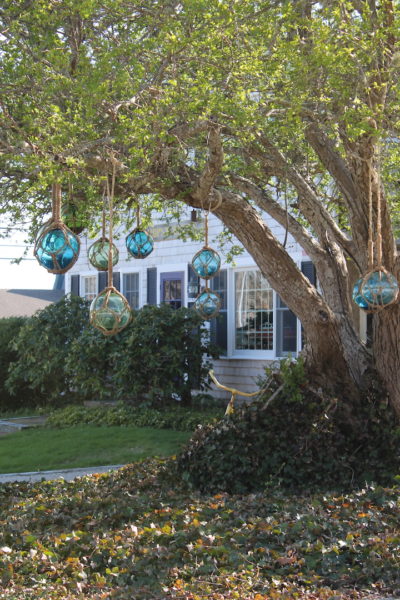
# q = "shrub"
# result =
<box><xmin>6</xmin><ymin>295</ymin><xmax>90</xmax><ymax>405</ymax></box>
<box><xmin>177</xmin><ymin>363</ymin><xmax>400</xmax><ymax>494</ymax></box>
<box><xmin>0</xmin><ymin>317</ymin><xmax>31</xmax><ymax>411</ymax></box>
<box><xmin>46</xmin><ymin>403</ymin><xmax>223</xmax><ymax>431</ymax></box>
<box><xmin>7</xmin><ymin>297</ymin><xmax>218</xmax><ymax>407</ymax></box>
<box><xmin>66</xmin><ymin>303</ymin><xmax>219</xmax><ymax>406</ymax></box>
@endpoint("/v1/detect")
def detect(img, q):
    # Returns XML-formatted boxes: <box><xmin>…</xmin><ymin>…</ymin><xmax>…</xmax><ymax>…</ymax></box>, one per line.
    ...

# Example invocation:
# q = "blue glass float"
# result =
<box><xmin>194</xmin><ymin>288</ymin><xmax>221</xmax><ymax>320</ymax></box>
<box><xmin>88</xmin><ymin>238</ymin><xmax>119</xmax><ymax>271</ymax></box>
<box><xmin>34</xmin><ymin>222</ymin><xmax>80</xmax><ymax>274</ymax></box>
<box><xmin>352</xmin><ymin>269</ymin><xmax>399</xmax><ymax>312</ymax></box>
<box><xmin>126</xmin><ymin>228</ymin><xmax>154</xmax><ymax>259</ymax></box>
<box><xmin>192</xmin><ymin>246</ymin><xmax>221</xmax><ymax>279</ymax></box>
<box><xmin>90</xmin><ymin>287</ymin><xmax>132</xmax><ymax>335</ymax></box>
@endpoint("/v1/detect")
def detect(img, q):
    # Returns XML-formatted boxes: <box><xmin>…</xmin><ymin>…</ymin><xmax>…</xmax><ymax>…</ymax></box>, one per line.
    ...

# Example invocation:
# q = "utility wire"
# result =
<box><xmin>0</xmin><ymin>257</ymin><xmax>36</xmax><ymax>261</ymax></box>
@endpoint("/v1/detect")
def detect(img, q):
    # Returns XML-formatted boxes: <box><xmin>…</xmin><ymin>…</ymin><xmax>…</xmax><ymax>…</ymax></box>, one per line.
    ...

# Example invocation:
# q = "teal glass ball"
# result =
<box><xmin>126</xmin><ymin>229</ymin><xmax>154</xmax><ymax>259</ymax></box>
<box><xmin>352</xmin><ymin>270</ymin><xmax>399</xmax><ymax>312</ymax></box>
<box><xmin>194</xmin><ymin>289</ymin><xmax>221</xmax><ymax>320</ymax></box>
<box><xmin>34</xmin><ymin>223</ymin><xmax>80</xmax><ymax>273</ymax></box>
<box><xmin>90</xmin><ymin>288</ymin><xmax>132</xmax><ymax>335</ymax></box>
<box><xmin>192</xmin><ymin>246</ymin><xmax>221</xmax><ymax>279</ymax></box>
<box><xmin>88</xmin><ymin>238</ymin><xmax>119</xmax><ymax>271</ymax></box>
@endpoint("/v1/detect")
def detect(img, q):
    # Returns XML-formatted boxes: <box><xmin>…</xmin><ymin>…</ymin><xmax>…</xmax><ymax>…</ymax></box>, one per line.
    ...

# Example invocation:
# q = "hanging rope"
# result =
<box><xmin>102</xmin><ymin>180</ymin><xmax>107</xmax><ymax>239</ymax></box>
<box><xmin>204</xmin><ymin>209</ymin><xmax>209</xmax><ymax>247</ymax></box>
<box><xmin>136</xmin><ymin>201</ymin><xmax>141</xmax><ymax>230</ymax></box>
<box><xmin>367</xmin><ymin>157</ymin><xmax>375</xmax><ymax>270</ymax></box>
<box><xmin>52</xmin><ymin>182</ymin><xmax>62</xmax><ymax>225</ymax></box>
<box><xmin>106</xmin><ymin>158</ymin><xmax>117</xmax><ymax>289</ymax></box>
<box><xmin>375</xmin><ymin>153</ymin><xmax>383</xmax><ymax>269</ymax></box>
<box><xmin>283</xmin><ymin>181</ymin><xmax>289</xmax><ymax>249</ymax></box>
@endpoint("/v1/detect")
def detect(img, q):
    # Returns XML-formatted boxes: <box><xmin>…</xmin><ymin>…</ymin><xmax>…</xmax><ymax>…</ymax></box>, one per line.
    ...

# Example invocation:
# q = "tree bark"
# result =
<box><xmin>373</xmin><ymin>280</ymin><xmax>400</xmax><ymax>417</ymax></box>
<box><xmin>208</xmin><ymin>190</ymin><xmax>373</xmax><ymax>399</ymax></box>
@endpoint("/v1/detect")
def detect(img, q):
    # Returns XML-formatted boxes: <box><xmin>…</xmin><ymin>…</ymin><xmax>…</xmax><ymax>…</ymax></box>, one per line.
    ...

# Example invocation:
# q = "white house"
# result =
<box><xmin>64</xmin><ymin>210</ymin><xmax>315</xmax><ymax>399</ymax></box>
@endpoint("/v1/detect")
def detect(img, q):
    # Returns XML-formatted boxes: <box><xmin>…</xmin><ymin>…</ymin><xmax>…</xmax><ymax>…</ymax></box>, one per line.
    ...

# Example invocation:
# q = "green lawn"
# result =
<box><xmin>0</xmin><ymin>426</ymin><xmax>191</xmax><ymax>473</ymax></box>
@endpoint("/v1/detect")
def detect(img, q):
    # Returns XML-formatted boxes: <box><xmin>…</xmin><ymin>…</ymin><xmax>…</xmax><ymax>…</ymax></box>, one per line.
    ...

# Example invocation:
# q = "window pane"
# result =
<box><xmin>83</xmin><ymin>276</ymin><xmax>96</xmax><ymax>301</ymax></box>
<box><xmin>123</xmin><ymin>273</ymin><xmax>139</xmax><ymax>309</ymax></box>
<box><xmin>162</xmin><ymin>279</ymin><xmax>182</xmax><ymax>309</ymax></box>
<box><xmin>235</xmin><ymin>270</ymin><xmax>273</xmax><ymax>351</ymax></box>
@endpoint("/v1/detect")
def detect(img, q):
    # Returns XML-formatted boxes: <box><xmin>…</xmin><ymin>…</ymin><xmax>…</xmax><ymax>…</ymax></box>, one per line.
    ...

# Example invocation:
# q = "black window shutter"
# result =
<box><xmin>210</xmin><ymin>312</ymin><xmax>228</xmax><ymax>354</ymax></box>
<box><xmin>113</xmin><ymin>272</ymin><xmax>120</xmax><ymax>291</ymax></box>
<box><xmin>70</xmin><ymin>274</ymin><xmax>80</xmax><ymax>296</ymax></box>
<box><xmin>210</xmin><ymin>269</ymin><xmax>228</xmax><ymax>355</ymax></box>
<box><xmin>98</xmin><ymin>272</ymin><xmax>107</xmax><ymax>292</ymax></box>
<box><xmin>147</xmin><ymin>268</ymin><xmax>157</xmax><ymax>305</ymax></box>
<box><xmin>301</xmin><ymin>261</ymin><xmax>316</xmax><ymax>285</ymax></box>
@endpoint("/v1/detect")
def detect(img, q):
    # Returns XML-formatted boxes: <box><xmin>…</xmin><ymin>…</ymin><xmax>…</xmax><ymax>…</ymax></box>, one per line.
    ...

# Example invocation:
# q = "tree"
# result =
<box><xmin>1</xmin><ymin>1</ymin><xmax>400</xmax><ymax>414</ymax></box>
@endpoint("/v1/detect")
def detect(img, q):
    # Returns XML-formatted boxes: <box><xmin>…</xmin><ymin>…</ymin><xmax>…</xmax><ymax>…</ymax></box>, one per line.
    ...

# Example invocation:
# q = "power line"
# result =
<box><xmin>0</xmin><ymin>244</ymin><xmax>34</xmax><ymax>248</ymax></box>
<box><xmin>0</xmin><ymin>257</ymin><xmax>36</xmax><ymax>261</ymax></box>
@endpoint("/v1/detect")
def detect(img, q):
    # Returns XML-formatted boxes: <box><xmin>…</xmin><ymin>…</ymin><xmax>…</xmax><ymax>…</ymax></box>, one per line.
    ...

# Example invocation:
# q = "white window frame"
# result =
<box><xmin>227</xmin><ymin>264</ymin><xmax>303</xmax><ymax>360</ymax></box>
<box><xmin>228</xmin><ymin>267</ymin><xmax>276</xmax><ymax>359</ymax></box>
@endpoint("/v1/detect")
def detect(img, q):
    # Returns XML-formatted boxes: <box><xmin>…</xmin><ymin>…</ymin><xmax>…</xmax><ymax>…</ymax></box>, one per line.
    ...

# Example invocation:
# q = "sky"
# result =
<box><xmin>0</xmin><ymin>223</ymin><xmax>55</xmax><ymax>290</ymax></box>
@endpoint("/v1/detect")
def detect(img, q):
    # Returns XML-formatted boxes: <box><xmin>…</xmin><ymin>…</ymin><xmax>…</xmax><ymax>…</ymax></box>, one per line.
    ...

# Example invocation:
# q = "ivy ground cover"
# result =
<box><xmin>0</xmin><ymin>458</ymin><xmax>399</xmax><ymax>600</ymax></box>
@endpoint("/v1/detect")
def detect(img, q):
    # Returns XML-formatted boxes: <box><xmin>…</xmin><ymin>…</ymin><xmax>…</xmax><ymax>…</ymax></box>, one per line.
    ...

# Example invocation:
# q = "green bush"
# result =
<box><xmin>0</xmin><ymin>317</ymin><xmax>31</xmax><ymax>411</ymax></box>
<box><xmin>7</xmin><ymin>298</ymin><xmax>218</xmax><ymax>407</ymax></box>
<box><xmin>66</xmin><ymin>303</ymin><xmax>218</xmax><ymax>406</ymax></box>
<box><xmin>46</xmin><ymin>403</ymin><xmax>223</xmax><ymax>431</ymax></box>
<box><xmin>177</xmin><ymin>364</ymin><xmax>400</xmax><ymax>494</ymax></box>
<box><xmin>6</xmin><ymin>295</ymin><xmax>90</xmax><ymax>405</ymax></box>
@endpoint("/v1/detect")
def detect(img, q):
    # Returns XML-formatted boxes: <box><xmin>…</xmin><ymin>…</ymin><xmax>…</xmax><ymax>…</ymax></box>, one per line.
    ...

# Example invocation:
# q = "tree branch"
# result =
<box><xmin>227</xmin><ymin>173</ymin><xmax>326</xmax><ymax>264</ymax></box>
<box><xmin>252</xmin><ymin>133</ymin><xmax>357</xmax><ymax>260</ymax></box>
<box><xmin>191</xmin><ymin>127</ymin><xmax>224</xmax><ymax>205</ymax></box>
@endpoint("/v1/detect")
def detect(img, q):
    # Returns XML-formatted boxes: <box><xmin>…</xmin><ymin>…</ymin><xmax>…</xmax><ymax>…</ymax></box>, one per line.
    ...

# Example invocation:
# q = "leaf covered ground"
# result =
<box><xmin>0</xmin><ymin>459</ymin><xmax>399</xmax><ymax>600</ymax></box>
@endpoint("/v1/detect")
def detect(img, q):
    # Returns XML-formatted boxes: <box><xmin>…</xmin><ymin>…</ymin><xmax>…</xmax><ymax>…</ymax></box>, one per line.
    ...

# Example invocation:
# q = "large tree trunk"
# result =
<box><xmin>373</xmin><ymin>303</ymin><xmax>400</xmax><ymax>417</ymax></box>
<box><xmin>208</xmin><ymin>190</ymin><xmax>374</xmax><ymax>403</ymax></box>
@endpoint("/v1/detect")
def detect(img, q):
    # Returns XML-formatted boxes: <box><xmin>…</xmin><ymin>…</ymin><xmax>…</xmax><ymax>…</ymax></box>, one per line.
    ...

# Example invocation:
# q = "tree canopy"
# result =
<box><xmin>1</xmin><ymin>0</ymin><xmax>400</xmax><ymax>411</ymax></box>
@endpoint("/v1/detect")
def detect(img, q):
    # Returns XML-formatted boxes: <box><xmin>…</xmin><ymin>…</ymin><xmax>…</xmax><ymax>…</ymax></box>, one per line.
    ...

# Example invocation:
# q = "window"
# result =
<box><xmin>160</xmin><ymin>272</ymin><xmax>184</xmax><ymax>309</ymax></box>
<box><xmin>235</xmin><ymin>270</ymin><xmax>273</xmax><ymax>350</ymax></box>
<box><xmin>82</xmin><ymin>275</ymin><xmax>97</xmax><ymax>301</ymax></box>
<box><xmin>123</xmin><ymin>273</ymin><xmax>139</xmax><ymax>309</ymax></box>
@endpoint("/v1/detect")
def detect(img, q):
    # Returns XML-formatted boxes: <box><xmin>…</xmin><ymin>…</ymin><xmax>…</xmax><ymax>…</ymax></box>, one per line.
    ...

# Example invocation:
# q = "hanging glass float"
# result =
<box><xmin>90</xmin><ymin>287</ymin><xmax>131</xmax><ymax>335</ymax></box>
<box><xmin>90</xmin><ymin>164</ymin><xmax>132</xmax><ymax>336</ymax></box>
<box><xmin>126</xmin><ymin>228</ymin><xmax>154</xmax><ymax>259</ymax></box>
<box><xmin>61</xmin><ymin>201</ymin><xmax>86</xmax><ymax>235</ymax></box>
<box><xmin>34</xmin><ymin>225</ymin><xmax>80</xmax><ymax>273</ymax></box>
<box><xmin>352</xmin><ymin>268</ymin><xmax>399</xmax><ymax>312</ymax></box>
<box><xmin>34</xmin><ymin>184</ymin><xmax>80</xmax><ymax>274</ymax></box>
<box><xmin>126</xmin><ymin>202</ymin><xmax>154</xmax><ymax>259</ymax></box>
<box><xmin>192</xmin><ymin>246</ymin><xmax>221</xmax><ymax>279</ymax></box>
<box><xmin>194</xmin><ymin>288</ymin><xmax>221</xmax><ymax>320</ymax></box>
<box><xmin>88</xmin><ymin>238</ymin><xmax>119</xmax><ymax>271</ymax></box>
<box><xmin>191</xmin><ymin>192</ymin><xmax>223</xmax><ymax>320</ymax></box>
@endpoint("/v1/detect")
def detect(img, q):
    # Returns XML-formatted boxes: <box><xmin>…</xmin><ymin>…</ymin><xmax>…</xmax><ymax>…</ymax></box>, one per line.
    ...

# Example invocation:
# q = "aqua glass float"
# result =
<box><xmin>192</xmin><ymin>246</ymin><xmax>221</xmax><ymax>279</ymax></box>
<box><xmin>34</xmin><ymin>222</ymin><xmax>80</xmax><ymax>273</ymax></box>
<box><xmin>88</xmin><ymin>238</ymin><xmax>119</xmax><ymax>271</ymax></box>
<box><xmin>126</xmin><ymin>228</ymin><xmax>154</xmax><ymax>259</ymax></box>
<box><xmin>194</xmin><ymin>288</ymin><xmax>221</xmax><ymax>320</ymax></box>
<box><xmin>352</xmin><ymin>269</ymin><xmax>399</xmax><ymax>312</ymax></box>
<box><xmin>90</xmin><ymin>287</ymin><xmax>132</xmax><ymax>335</ymax></box>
